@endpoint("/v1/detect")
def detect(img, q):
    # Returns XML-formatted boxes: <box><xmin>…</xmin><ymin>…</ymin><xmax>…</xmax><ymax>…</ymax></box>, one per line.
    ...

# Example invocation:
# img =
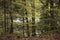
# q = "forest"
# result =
<box><xmin>0</xmin><ymin>0</ymin><xmax>60</xmax><ymax>39</ymax></box>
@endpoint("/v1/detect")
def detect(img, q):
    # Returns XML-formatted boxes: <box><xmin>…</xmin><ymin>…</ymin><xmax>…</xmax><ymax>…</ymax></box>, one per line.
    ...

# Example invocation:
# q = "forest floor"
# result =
<box><xmin>0</xmin><ymin>32</ymin><xmax>60</xmax><ymax>40</ymax></box>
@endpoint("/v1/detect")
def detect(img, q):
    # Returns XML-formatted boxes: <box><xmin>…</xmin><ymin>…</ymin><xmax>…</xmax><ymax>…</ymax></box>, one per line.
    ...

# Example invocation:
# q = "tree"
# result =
<box><xmin>31</xmin><ymin>0</ymin><xmax>36</xmax><ymax>36</ymax></box>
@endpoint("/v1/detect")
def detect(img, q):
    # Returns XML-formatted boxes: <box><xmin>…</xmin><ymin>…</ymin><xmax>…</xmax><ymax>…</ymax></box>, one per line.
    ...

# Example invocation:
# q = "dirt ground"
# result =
<box><xmin>0</xmin><ymin>33</ymin><xmax>60</xmax><ymax>40</ymax></box>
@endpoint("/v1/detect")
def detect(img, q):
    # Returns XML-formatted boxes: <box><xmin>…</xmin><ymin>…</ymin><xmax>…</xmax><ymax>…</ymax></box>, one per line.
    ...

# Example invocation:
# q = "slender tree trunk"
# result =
<box><xmin>31</xmin><ymin>1</ymin><xmax>36</xmax><ymax>36</ymax></box>
<box><xmin>23</xmin><ymin>17</ymin><xmax>24</xmax><ymax>37</ymax></box>
<box><xmin>9</xmin><ymin>13</ymin><xmax>13</xmax><ymax>34</ymax></box>
<box><xmin>25</xmin><ymin>9</ymin><xmax>30</xmax><ymax>37</ymax></box>
<box><xmin>23</xmin><ymin>0</ymin><xmax>30</xmax><ymax>37</ymax></box>
<box><xmin>50</xmin><ymin>0</ymin><xmax>55</xmax><ymax>30</ymax></box>
<box><xmin>58</xmin><ymin>0</ymin><xmax>60</xmax><ymax>6</ymax></box>
<box><xmin>58</xmin><ymin>0</ymin><xmax>60</xmax><ymax>8</ymax></box>
<box><xmin>9</xmin><ymin>0</ymin><xmax>13</xmax><ymax>34</ymax></box>
<box><xmin>49</xmin><ymin>0</ymin><xmax>57</xmax><ymax>30</ymax></box>
<box><xmin>3</xmin><ymin>0</ymin><xmax>7</xmax><ymax>33</ymax></box>
<box><xmin>25</xmin><ymin>0</ymin><xmax>30</xmax><ymax>37</ymax></box>
<box><xmin>22</xmin><ymin>0</ymin><xmax>25</xmax><ymax>37</ymax></box>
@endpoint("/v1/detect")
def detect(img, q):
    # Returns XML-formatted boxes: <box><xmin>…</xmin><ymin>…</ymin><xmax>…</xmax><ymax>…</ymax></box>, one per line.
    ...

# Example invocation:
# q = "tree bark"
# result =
<box><xmin>25</xmin><ymin>9</ymin><xmax>30</xmax><ymax>37</ymax></box>
<box><xmin>9</xmin><ymin>0</ymin><xmax>13</xmax><ymax>34</ymax></box>
<box><xmin>31</xmin><ymin>1</ymin><xmax>36</xmax><ymax>36</ymax></box>
<box><xmin>3</xmin><ymin>0</ymin><xmax>7</xmax><ymax>33</ymax></box>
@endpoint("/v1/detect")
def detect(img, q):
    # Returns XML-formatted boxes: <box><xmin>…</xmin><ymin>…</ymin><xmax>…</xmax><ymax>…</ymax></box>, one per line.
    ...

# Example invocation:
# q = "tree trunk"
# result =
<box><xmin>49</xmin><ymin>0</ymin><xmax>57</xmax><ymax>30</ymax></box>
<box><xmin>3</xmin><ymin>0</ymin><xmax>7</xmax><ymax>33</ymax></box>
<box><xmin>9</xmin><ymin>13</ymin><xmax>13</xmax><ymax>34</ymax></box>
<box><xmin>58</xmin><ymin>0</ymin><xmax>60</xmax><ymax>6</ymax></box>
<box><xmin>31</xmin><ymin>1</ymin><xmax>36</xmax><ymax>36</ymax></box>
<box><xmin>22</xmin><ymin>0</ymin><xmax>25</xmax><ymax>37</ymax></box>
<box><xmin>25</xmin><ymin>9</ymin><xmax>30</xmax><ymax>37</ymax></box>
<box><xmin>23</xmin><ymin>17</ymin><xmax>24</xmax><ymax>37</ymax></box>
<box><xmin>24</xmin><ymin>0</ymin><xmax>30</xmax><ymax>37</ymax></box>
<box><xmin>9</xmin><ymin>0</ymin><xmax>13</xmax><ymax>34</ymax></box>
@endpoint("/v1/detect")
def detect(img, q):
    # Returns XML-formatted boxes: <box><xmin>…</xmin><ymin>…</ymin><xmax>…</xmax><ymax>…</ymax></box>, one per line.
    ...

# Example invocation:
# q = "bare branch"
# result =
<box><xmin>39</xmin><ymin>0</ymin><xmax>44</xmax><ymax>5</ymax></box>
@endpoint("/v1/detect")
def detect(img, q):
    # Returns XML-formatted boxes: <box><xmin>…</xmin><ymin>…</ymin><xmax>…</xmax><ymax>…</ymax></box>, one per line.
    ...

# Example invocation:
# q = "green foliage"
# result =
<box><xmin>0</xmin><ymin>0</ymin><xmax>60</xmax><ymax>37</ymax></box>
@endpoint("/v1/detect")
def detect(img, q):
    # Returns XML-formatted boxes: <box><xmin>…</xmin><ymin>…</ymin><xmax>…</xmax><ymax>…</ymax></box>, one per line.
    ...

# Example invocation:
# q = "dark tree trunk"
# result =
<box><xmin>9</xmin><ymin>0</ymin><xmax>13</xmax><ymax>34</ymax></box>
<box><xmin>23</xmin><ymin>17</ymin><xmax>24</xmax><ymax>37</ymax></box>
<box><xmin>22</xmin><ymin>0</ymin><xmax>26</xmax><ymax>37</ymax></box>
<box><xmin>25</xmin><ymin>9</ymin><xmax>30</xmax><ymax>37</ymax></box>
<box><xmin>32</xmin><ymin>17</ymin><xmax>36</xmax><ymax>36</ymax></box>
<box><xmin>31</xmin><ymin>1</ymin><xmax>36</xmax><ymax>36</ymax></box>
<box><xmin>58</xmin><ymin>0</ymin><xmax>60</xmax><ymax>6</ymax></box>
<box><xmin>10</xmin><ymin>13</ymin><xmax>13</xmax><ymax>34</ymax></box>
<box><xmin>3</xmin><ymin>0</ymin><xmax>7</xmax><ymax>33</ymax></box>
<box><xmin>23</xmin><ymin>0</ymin><xmax>30</xmax><ymax>37</ymax></box>
<box><xmin>50</xmin><ymin>0</ymin><xmax>54</xmax><ymax>28</ymax></box>
<box><xmin>50</xmin><ymin>0</ymin><xmax>57</xmax><ymax>30</ymax></box>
